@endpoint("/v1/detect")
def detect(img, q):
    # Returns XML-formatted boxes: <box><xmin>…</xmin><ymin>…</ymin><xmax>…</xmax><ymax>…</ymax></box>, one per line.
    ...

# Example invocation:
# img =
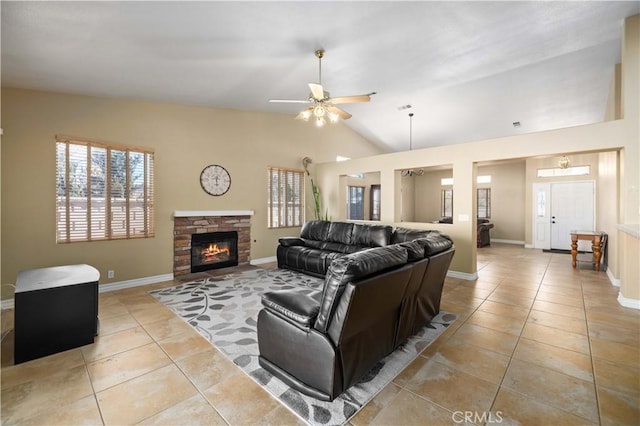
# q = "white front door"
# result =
<box><xmin>532</xmin><ymin>183</ymin><xmax>551</xmax><ymax>249</ymax></box>
<box><xmin>550</xmin><ymin>181</ymin><xmax>595</xmax><ymax>251</ymax></box>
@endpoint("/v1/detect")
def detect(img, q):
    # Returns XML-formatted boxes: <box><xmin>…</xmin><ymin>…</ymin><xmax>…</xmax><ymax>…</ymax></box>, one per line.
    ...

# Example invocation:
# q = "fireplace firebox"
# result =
<box><xmin>191</xmin><ymin>231</ymin><xmax>238</xmax><ymax>273</ymax></box>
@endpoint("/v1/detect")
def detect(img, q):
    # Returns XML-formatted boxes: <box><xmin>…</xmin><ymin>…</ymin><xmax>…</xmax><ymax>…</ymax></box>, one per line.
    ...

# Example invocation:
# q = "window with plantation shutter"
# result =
<box><xmin>267</xmin><ymin>167</ymin><xmax>304</xmax><ymax>228</ymax></box>
<box><xmin>55</xmin><ymin>136</ymin><xmax>155</xmax><ymax>243</ymax></box>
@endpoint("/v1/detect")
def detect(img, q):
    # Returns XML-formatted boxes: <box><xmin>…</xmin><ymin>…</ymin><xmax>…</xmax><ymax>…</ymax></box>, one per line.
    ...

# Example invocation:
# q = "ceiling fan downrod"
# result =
<box><xmin>315</xmin><ymin>49</ymin><xmax>324</xmax><ymax>85</ymax></box>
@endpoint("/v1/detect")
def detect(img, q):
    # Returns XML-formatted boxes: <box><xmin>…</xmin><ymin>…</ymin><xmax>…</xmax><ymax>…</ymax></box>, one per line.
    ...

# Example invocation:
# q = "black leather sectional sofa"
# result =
<box><xmin>257</xmin><ymin>220</ymin><xmax>455</xmax><ymax>401</ymax></box>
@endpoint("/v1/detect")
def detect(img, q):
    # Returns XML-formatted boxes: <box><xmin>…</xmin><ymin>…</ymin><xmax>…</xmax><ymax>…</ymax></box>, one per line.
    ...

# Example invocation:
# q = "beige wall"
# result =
<box><xmin>478</xmin><ymin>161</ymin><xmax>526</xmax><ymax>242</ymax></box>
<box><xmin>0</xmin><ymin>88</ymin><xmax>384</xmax><ymax>300</ymax></box>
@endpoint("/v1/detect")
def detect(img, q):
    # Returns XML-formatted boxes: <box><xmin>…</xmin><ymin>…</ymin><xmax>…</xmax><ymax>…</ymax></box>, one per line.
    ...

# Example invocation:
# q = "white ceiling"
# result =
<box><xmin>2</xmin><ymin>1</ymin><xmax>638</xmax><ymax>152</ymax></box>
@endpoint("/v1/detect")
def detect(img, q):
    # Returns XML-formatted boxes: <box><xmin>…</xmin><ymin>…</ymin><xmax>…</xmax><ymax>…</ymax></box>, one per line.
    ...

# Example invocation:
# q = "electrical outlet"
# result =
<box><xmin>107</xmin><ymin>270</ymin><xmax>114</xmax><ymax>279</ymax></box>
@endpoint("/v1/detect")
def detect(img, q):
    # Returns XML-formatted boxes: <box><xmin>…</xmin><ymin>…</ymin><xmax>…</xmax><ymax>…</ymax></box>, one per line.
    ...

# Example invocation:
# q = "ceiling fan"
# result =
<box><xmin>269</xmin><ymin>49</ymin><xmax>375</xmax><ymax>126</ymax></box>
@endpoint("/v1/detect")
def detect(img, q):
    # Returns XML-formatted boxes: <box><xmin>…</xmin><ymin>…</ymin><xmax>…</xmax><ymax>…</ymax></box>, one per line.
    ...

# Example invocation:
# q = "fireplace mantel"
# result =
<box><xmin>174</xmin><ymin>210</ymin><xmax>254</xmax><ymax>217</ymax></box>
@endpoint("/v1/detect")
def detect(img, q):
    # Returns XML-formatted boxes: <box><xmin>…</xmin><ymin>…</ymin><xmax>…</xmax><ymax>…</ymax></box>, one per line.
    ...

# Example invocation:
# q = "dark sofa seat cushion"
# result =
<box><xmin>315</xmin><ymin>245</ymin><xmax>408</xmax><ymax>333</ymax></box>
<box><xmin>262</xmin><ymin>290</ymin><xmax>322</xmax><ymax>328</ymax></box>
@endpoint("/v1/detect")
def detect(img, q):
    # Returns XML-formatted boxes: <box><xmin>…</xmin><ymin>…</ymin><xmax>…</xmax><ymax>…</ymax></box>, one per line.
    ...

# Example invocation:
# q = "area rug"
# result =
<box><xmin>150</xmin><ymin>268</ymin><xmax>456</xmax><ymax>426</ymax></box>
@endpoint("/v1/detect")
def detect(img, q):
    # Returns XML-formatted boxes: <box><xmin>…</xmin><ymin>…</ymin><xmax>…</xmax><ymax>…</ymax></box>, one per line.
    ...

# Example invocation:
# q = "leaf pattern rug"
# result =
<box><xmin>150</xmin><ymin>268</ymin><xmax>456</xmax><ymax>426</ymax></box>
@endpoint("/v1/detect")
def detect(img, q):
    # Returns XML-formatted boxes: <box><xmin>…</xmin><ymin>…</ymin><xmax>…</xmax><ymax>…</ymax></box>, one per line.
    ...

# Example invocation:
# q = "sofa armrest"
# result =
<box><xmin>278</xmin><ymin>237</ymin><xmax>306</xmax><ymax>247</ymax></box>
<box><xmin>261</xmin><ymin>290</ymin><xmax>321</xmax><ymax>328</ymax></box>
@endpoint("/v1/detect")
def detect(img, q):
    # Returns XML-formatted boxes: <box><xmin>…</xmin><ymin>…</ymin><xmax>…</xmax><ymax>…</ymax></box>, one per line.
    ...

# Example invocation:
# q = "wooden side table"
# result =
<box><xmin>570</xmin><ymin>231</ymin><xmax>603</xmax><ymax>271</ymax></box>
<box><xmin>14</xmin><ymin>264</ymin><xmax>100</xmax><ymax>364</ymax></box>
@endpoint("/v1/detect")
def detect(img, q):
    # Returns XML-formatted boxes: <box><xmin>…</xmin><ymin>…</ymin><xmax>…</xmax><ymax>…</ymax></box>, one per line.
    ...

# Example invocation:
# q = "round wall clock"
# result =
<box><xmin>200</xmin><ymin>164</ymin><xmax>231</xmax><ymax>196</ymax></box>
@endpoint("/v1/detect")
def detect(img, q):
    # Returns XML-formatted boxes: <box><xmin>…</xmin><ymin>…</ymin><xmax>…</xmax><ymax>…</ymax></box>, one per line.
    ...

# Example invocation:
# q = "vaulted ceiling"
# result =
<box><xmin>2</xmin><ymin>1</ymin><xmax>638</xmax><ymax>152</ymax></box>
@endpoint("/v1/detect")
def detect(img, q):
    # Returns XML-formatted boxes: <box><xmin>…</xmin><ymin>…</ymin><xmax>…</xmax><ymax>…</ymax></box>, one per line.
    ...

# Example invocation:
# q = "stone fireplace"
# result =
<box><xmin>173</xmin><ymin>210</ymin><xmax>253</xmax><ymax>277</ymax></box>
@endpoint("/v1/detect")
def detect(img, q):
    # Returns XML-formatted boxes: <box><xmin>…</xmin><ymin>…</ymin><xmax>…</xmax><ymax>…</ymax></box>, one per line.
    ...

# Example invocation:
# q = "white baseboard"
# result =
<box><xmin>447</xmin><ymin>270</ymin><xmax>478</xmax><ymax>281</ymax></box>
<box><xmin>617</xmin><ymin>292</ymin><xmax>640</xmax><ymax>310</ymax></box>
<box><xmin>606</xmin><ymin>268</ymin><xmax>621</xmax><ymax>287</ymax></box>
<box><xmin>524</xmin><ymin>244</ymin><xmax>534</xmax><ymax>249</ymax></box>
<box><xmin>99</xmin><ymin>273</ymin><xmax>174</xmax><ymax>293</ymax></box>
<box><xmin>492</xmin><ymin>239</ymin><xmax>525</xmax><ymax>245</ymax></box>
<box><xmin>251</xmin><ymin>256</ymin><xmax>277</xmax><ymax>265</ymax></box>
<box><xmin>1</xmin><ymin>299</ymin><xmax>14</xmax><ymax>311</ymax></box>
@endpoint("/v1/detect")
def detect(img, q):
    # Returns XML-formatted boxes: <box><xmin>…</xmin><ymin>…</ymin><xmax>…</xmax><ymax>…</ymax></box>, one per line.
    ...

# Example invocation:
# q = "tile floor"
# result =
<box><xmin>1</xmin><ymin>244</ymin><xmax>638</xmax><ymax>425</ymax></box>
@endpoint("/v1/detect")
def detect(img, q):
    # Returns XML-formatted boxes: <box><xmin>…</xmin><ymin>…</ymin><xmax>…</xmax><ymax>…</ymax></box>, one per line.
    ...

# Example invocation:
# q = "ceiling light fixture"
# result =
<box><xmin>559</xmin><ymin>155</ymin><xmax>570</xmax><ymax>169</ymax></box>
<box><xmin>401</xmin><ymin>112</ymin><xmax>424</xmax><ymax>177</ymax></box>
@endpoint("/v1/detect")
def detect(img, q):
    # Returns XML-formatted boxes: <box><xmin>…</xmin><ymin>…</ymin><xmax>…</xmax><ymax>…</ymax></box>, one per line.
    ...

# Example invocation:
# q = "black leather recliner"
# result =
<box><xmin>258</xmin><ymin>245</ymin><xmax>413</xmax><ymax>401</ymax></box>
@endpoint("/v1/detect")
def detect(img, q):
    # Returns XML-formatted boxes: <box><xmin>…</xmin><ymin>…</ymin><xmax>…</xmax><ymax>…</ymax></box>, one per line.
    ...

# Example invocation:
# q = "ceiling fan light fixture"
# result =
<box><xmin>315</xmin><ymin>116</ymin><xmax>325</xmax><ymax>127</ymax></box>
<box><xmin>300</xmin><ymin>110</ymin><xmax>311</xmax><ymax>121</ymax></box>
<box><xmin>329</xmin><ymin>112</ymin><xmax>339</xmax><ymax>123</ymax></box>
<box><xmin>313</xmin><ymin>104</ymin><xmax>326</xmax><ymax>117</ymax></box>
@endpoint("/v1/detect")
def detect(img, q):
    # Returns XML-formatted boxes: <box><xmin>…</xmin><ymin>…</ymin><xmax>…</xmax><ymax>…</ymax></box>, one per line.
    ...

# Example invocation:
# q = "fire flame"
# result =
<box><xmin>205</xmin><ymin>243</ymin><xmax>230</xmax><ymax>257</ymax></box>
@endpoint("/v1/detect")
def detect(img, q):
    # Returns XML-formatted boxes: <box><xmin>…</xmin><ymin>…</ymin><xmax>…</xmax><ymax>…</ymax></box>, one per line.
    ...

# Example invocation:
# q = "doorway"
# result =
<box><xmin>532</xmin><ymin>181</ymin><xmax>595</xmax><ymax>251</ymax></box>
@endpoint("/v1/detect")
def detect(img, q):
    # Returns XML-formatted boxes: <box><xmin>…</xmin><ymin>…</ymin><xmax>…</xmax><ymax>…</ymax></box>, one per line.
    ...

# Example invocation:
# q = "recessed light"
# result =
<box><xmin>512</xmin><ymin>121</ymin><xmax>521</xmax><ymax>127</ymax></box>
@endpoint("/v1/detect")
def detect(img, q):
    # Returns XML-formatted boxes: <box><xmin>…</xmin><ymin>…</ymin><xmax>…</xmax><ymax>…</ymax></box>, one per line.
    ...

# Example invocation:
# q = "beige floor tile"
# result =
<box><xmin>202</xmin><ymin>371</ymin><xmax>281</xmax><ymax>425</ymax></box>
<box><xmin>590</xmin><ymin>337</ymin><xmax>640</xmax><ymax>367</ymax></box>
<box><xmin>16</xmin><ymin>394</ymin><xmax>103</xmax><ymax>426</ymax></box>
<box><xmin>449</xmin><ymin>286</ymin><xmax>494</xmax><ymax>299</ymax></box>
<box><xmin>487</xmin><ymin>291</ymin><xmax>535</xmax><ymax>309</ymax></box>
<box><xmin>448</xmin><ymin>323</ymin><xmax>519</xmax><ymax>356</ymax></box>
<box><xmin>521</xmin><ymin>322</ymin><xmax>590</xmax><ymax>354</ymax></box>
<box><xmin>128</xmin><ymin>305</ymin><xmax>176</xmax><ymax>325</ymax></box>
<box><xmin>87</xmin><ymin>342</ymin><xmax>171</xmax><ymax>392</ymax></box>
<box><xmin>367</xmin><ymin>388</ymin><xmax>456</xmax><ymax>425</ymax></box>
<box><xmin>81</xmin><ymin>326</ymin><xmax>153</xmax><ymax>363</ymax></box>
<box><xmin>97</xmin><ymin>364</ymin><xmax>198</xmax><ymax>425</ymax></box>
<box><xmin>351</xmin><ymin>383</ymin><xmax>403</xmax><ymax>425</ymax></box>
<box><xmin>466</xmin><ymin>310</ymin><xmax>526</xmax><ymax>336</ymax></box>
<box><xmin>527</xmin><ymin>309</ymin><xmax>588</xmax><ymax>335</ymax></box>
<box><xmin>136</xmin><ymin>393</ymin><xmax>226</xmax><ymax>425</ymax></box>
<box><xmin>98</xmin><ymin>300</ymin><xmax>130</xmax><ymax>319</ymax></box>
<box><xmin>539</xmin><ymin>284</ymin><xmax>583</xmax><ymax>298</ymax></box>
<box><xmin>502</xmin><ymin>359</ymin><xmax>598</xmax><ymax>423</ymax></box>
<box><xmin>175</xmin><ymin>347</ymin><xmax>241</xmax><ymax>391</ymax></box>
<box><xmin>597</xmin><ymin>385</ymin><xmax>640</xmax><ymax>426</ymax></box>
<box><xmin>491</xmin><ymin>285</ymin><xmax>539</xmax><ymax>299</ymax></box>
<box><xmin>588</xmin><ymin>320</ymin><xmax>640</xmax><ymax>348</ymax></box>
<box><xmin>593</xmin><ymin>357</ymin><xmax>640</xmax><ymax>398</ymax></box>
<box><xmin>536</xmin><ymin>290</ymin><xmax>584</xmax><ymax>308</ymax></box>
<box><xmin>1</xmin><ymin>347</ymin><xmax>84</xmax><ymax>388</ymax></box>
<box><xmin>431</xmin><ymin>339</ymin><xmax>510</xmax><ymax>384</ymax></box>
<box><xmin>531</xmin><ymin>300</ymin><xmax>585</xmax><ymax>320</ymax></box>
<box><xmin>1</xmin><ymin>364</ymin><xmax>93</xmax><ymax>425</ymax></box>
<box><xmin>405</xmin><ymin>358</ymin><xmax>499</xmax><ymax>414</ymax></box>
<box><xmin>393</xmin><ymin>355</ymin><xmax>430</xmax><ymax>387</ymax></box>
<box><xmin>490</xmin><ymin>387</ymin><xmax>597</xmax><ymax>425</ymax></box>
<box><xmin>258</xmin><ymin>404</ymin><xmax>307</xmax><ymax>425</ymax></box>
<box><xmin>513</xmin><ymin>338</ymin><xmax>593</xmax><ymax>382</ymax></box>
<box><xmin>98</xmin><ymin>312</ymin><xmax>140</xmax><ymax>336</ymax></box>
<box><xmin>142</xmin><ymin>315</ymin><xmax>196</xmax><ymax>341</ymax></box>
<box><xmin>586</xmin><ymin>309</ymin><xmax>640</xmax><ymax>331</ymax></box>
<box><xmin>477</xmin><ymin>300</ymin><xmax>530</xmax><ymax>321</ymax></box>
<box><xmin>158</xmin><ymin>330</ymin><xmax>213</xmax><ymax>361</ymax></box>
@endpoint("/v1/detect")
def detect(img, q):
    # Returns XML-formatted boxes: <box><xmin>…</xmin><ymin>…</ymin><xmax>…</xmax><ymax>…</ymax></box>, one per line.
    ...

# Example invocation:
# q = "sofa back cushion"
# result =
<box><xmin>414</xmin><ymin>232</ymin><xmax>454</xmax><ymax>256</ymax></box>
<box><xmin>391</xmin><ymin>227</ymin><xmax>435</xmax><ymax>244</ymax></box>
<box><xmin>300</xmin><ymin>220</ymin><xmax>331</xmax><ymax>241</ymax></box>
<box><xmin>314</xmin><ymin>245</ymin><xmax>408</xmax><ymax>333</ymax></box>
<box><xmin>326</xmin><ymin>222</ymin><xmax>354</xmax><ymax>244</ymax></box>
<box><xmin>351</xmin><ymin>223</ymin><xmax>392</xmax><ymax>247</ymax></box>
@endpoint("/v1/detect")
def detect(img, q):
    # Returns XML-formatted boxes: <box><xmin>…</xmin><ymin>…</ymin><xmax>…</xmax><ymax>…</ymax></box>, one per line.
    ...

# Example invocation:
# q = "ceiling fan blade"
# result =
<box><xmin>330</xmin><ymin>95</ymin><xmax>371</xmax><ymax>104</ymax></box>
<box><xmin>269</xmin><ymin>99</ymin><xmax>312</xmax><ymax>103</ymax></box>
<box><xmin>327</xmin><ymin>105</ymin><xmax>352</xmax><ymax>120</ymax></box>
<box><xmin>295</xmin><ymin>106</ymin><xmax>314</xmax><ymax>120</ymax></box>
<box><xmin>309</xmin><ymin>83</ymin><xmax>325</xmax><ymax>101</ymax></box>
